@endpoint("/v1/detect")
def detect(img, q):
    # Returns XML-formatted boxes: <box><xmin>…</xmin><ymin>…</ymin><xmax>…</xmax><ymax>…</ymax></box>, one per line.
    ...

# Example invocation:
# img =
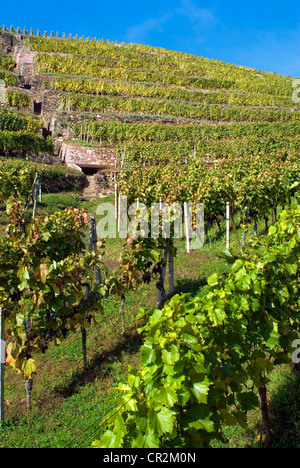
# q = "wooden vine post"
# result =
<box><xmin>158</xmin><ymin>244</ymin><xmax>175</xmax><ymax>305</ymax></box>
<box><xmin>119</xmin><ymin>294</ymin><xmax>126</xmax><ymax>335</ymax></box>
<box><xmin>89</xmin><ymin>216</ymin><xmax>101</xmax><ymax>286</ymax></box>
<box><xmin>114</xmin><ymin>179</ymin><xmax>118</xmax><ymax>222</ymax></box>
<box><xmin>156</xmin><ymin>195</ymin><xmax>175</xmax><ymax>306</ymax></box>
<box><xmin>32</xmin><ymin>178</ymin><xmax>39</xmax><ymax>220</ymax></box>
<box><xmin>184</xmin><ymin>202</ymin><xmax>190</xmax><ymax>253</ymax></box>
<box><xmin>118</xmin><ymin>194</ymin><xmax>121</xmax><ymax>233</ymax></box>
<box><xmin>25</xmin><ymin>377</ymin><xmax>33</xmax><ymax>411</ymax></box>
<box><xmin>156</xmin><ymin>200</ymin><xmax>168</xmax><ymax>309</ymax></box>
<box><xmin>39</xmin><ymin>182</ymin><xmax>42</xmax><ymax>203</ymax></box>
<box><xmin>157</xmin><ymin>249</ymin><xmax>168</xmax><ymax>310</ymax></box>
<box><xmin>82</xmin><ymin>217</ymin><xmax>102</xmax><ymax>370</ymax></box>
<box><xmin>24</xmin><ymin>173</ymin><xmax>38</xmax><ymax>213</ymax></box>
<box><xmin>118</xmin><ymin>194</ymin><xmax>126</xmax><ymax>233</ymax></box>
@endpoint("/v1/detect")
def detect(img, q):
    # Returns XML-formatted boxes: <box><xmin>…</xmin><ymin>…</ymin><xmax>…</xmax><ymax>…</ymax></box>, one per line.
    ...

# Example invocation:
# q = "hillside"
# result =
<box><xmin>0</xmin><ymin>27</ymin><xmax>298</xmax><ymax>178</ymax></box>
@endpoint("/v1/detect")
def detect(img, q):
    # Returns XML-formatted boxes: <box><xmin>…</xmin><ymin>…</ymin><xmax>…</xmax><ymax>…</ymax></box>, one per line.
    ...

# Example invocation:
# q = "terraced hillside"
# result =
<box><xmin>1</xmin><ymin>26</ymin><xmax>300</xmax><ymax>450</ymax></box>
<box><xmin>0</xmin><ymin>27</ymin><xmax>298</xmax><ymax>172</ymax></box>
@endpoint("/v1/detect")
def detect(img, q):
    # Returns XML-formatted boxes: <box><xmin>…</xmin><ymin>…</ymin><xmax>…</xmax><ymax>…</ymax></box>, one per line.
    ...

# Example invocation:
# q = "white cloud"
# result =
<box><xmin>177</xmin><ymin>0</ymin><xmax>221</xmax><ymax>31</ymax></box>
<box><xmin>123</xmin><ymin>1</ymin><xmax>221</xmax><ymax>47</ymax></box>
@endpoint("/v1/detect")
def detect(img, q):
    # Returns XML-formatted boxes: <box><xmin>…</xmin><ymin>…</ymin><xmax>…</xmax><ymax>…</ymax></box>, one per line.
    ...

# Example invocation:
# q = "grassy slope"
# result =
<box><xmin>0</xmin><ymin>193</ymin><xmax>228</xmax><ymax>448</ymax></box>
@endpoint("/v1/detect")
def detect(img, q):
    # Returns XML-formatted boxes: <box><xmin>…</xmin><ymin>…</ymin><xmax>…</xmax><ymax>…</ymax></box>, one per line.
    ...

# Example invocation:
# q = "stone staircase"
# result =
<box><xmin>81</xmin><ymin>172</ymin><xmax>113</xmax><ymax>200</ymax></box>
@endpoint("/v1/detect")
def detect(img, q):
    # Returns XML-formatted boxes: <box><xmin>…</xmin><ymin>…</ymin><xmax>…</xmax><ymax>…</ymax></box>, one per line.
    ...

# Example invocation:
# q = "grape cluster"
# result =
<box><xmin>40</xmin><ymin>343</ymin><xmax>48</xmax><ymax>354</ymax></box>
<box><xmin>24</xmin><ymin>320</ymin><xmax>31</xmax><ymax>333</ymax></box>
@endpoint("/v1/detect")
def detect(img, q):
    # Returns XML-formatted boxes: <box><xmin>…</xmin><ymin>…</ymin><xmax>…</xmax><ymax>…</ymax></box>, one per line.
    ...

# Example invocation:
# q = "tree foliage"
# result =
<box><xmin>94</xmin><ymin>201</ymin><xmax>300</xmax><ymax>448</ymax></box>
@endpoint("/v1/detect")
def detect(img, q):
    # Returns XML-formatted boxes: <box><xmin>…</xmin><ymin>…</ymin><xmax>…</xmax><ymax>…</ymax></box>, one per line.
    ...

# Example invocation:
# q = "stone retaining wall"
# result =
<box><xmin>59</xmin><ymin>142</ymin><xmax>117</xmax><ymax>168</ymax></box>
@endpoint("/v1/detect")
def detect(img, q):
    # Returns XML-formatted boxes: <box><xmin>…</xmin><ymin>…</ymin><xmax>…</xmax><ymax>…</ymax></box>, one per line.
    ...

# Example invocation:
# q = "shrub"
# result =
<box><xmin>6</xmin><ymin>90</ymin><xmax>31</xmax><ymax>109</ymax></box>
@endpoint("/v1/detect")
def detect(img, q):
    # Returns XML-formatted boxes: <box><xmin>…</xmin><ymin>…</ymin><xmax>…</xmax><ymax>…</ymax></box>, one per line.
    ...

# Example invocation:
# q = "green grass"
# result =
<box><xmin>0</xmin><ymin>291</ymin><xmax>143</xmax><ymax>448</ymax></box>
<box><xmin>0</xmin><ymin>192</ymin><xmax>298</xmax><ymax>448</ymax></box>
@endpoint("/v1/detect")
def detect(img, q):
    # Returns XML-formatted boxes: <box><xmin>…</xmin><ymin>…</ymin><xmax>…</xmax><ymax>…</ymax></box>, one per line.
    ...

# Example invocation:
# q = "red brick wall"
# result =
<box><xmin>14</xmin><ymin>46</ymin><xmax>37</xmax><ymax>75</ymax></box>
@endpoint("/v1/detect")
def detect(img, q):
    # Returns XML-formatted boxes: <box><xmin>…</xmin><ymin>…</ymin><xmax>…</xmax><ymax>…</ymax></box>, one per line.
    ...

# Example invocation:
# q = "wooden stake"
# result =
<box><xmin>169</xmin><ymin>239</ymin><xmax>175</xmax><ymax>296</ymax></box>
<box><xmin>259</xmin><ymin>385</ymin><xmax>272</xmax><ymax>447</ymax></box>
<box><xmin>81</xmin><ymin>326</ymin><xmax>87</xmax><ymax>370</ymax></box>
<box><xmin>226</xmin><ymin>202</ymin><xmax>230</xmax><ymax>250</ymax></box>
<box><xmin>0</xmin><ymin>307</ymin><xmax>4</xmax><ymax>422</ymax></box>
<box><xmin>81</xmin><ymin>217</ymin><xmax>101</xmax><ymax>371</ymax></box>
<box><xmin>157</xmin><ymin>249</ymin><xmax>168</xmax><ymax>309</ymax></box>
<box><xmin>89</xmin><ymin>217</ymin><xmax>101</xmax><ymax>285</ymax></box>
<box><xmin>24</xmin><ymin>377</ymin><xmax>33</xmax><ymax>411</ymax></box>
<box><xmin>120</xmin><ymin>294</ymin><xmax>126</xmax><ymax>335</ymax></box>
<box><xmin>118</xmin><ymin>194</ymin><xmax>122</xmax><ymax>233</ymax></box>
<box><xmin>32</xmin><ymin>180</ymin><xmax>38</xmax><ymax>219</ymax></box>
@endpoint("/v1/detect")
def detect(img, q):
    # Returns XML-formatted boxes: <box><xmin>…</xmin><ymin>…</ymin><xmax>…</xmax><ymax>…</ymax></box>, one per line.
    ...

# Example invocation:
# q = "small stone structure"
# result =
<box><xmin>0</xmin><ymin>80</ymin><xmax>6</xmax><ymax>104</ymax></box>
<box><xmin>0</xmin><ymin>32</ymin><xmax>14</xmax><ymax>53</ymax></box>
<box><xmin>59</xmin><ymin>142</ymin><xmax>117</xmax><ymax>169</ymax></box>
<box><xmin>0</xmin><ymin>32</ymin><xmax>119</xmax><ymax>197</ymax></box>
<box><xmin>41</xmin><ymin>90</ymin><xmax>63</xmax><ymax>133</ymax></box>
<box><xmin>14</xmin><ymin>46</ymin><xmax>37</xmax><ymax>76</ymax></box>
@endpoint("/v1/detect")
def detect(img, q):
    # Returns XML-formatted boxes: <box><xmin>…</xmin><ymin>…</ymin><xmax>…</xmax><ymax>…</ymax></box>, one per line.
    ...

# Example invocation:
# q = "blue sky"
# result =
<box><xmin>2</xmin><ymin>0</ymin><xmax>300</xmax><ymax>76</ymax></box>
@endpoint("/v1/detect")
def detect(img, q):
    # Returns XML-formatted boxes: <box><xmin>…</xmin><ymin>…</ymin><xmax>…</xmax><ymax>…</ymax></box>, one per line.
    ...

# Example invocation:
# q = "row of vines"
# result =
<box><xmin>0</xmin><ymin>160</ymin><xmax>85</xmax><ymax>202</ymax></box>
<box><xmin>28</xmin><ymin>35</ymin><xmax>293</xmax><ymax>97</ymax></box>
<box><xmin>0</xmin><ymin>109</ymin><xmax>52</xmax><ymax>155</ymax></box>
<box><xmin>94</xmin><ymin>200</ymin><xmax>300</xmax><ymax>448</ymax></box>
<box><xmin>117</xmin><ymin>153</ymin><xmax>300</xmax><ymax>242</ymax></box>
<box><xmin>32</xmin><ymin>49</ymin><xmax>293</xmax><ymax>97</ymax></box>
<box><xmin>46</xmin><ymin>76</ymin><xmax>294</xmax><ymax>109</ymax></box>
<box><xmin>1</xmin><ymin>140</ymin><xmax>299</xmax><ymax>447</ymax></box>
<box><xmin>1</xmin><ymin>27</ymin><xmax>299</xmax><ymax>449</ymax></box>
<box><xmin>0</xmin><ymin>199</ymin><xmax>168</xmax><ymax>410</ymax></box>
